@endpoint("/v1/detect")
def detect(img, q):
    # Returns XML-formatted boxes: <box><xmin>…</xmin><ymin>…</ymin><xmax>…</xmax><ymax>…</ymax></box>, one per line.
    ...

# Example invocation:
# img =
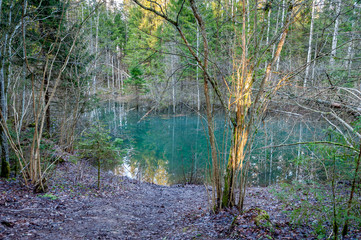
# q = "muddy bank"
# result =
<box><xmin>1</xmin><ymin>161</ymin><xmax>360</xmax><ymax>239</ymax></box>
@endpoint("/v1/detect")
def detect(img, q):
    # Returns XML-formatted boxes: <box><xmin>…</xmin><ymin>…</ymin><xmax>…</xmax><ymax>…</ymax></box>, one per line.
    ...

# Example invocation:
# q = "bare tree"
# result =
<box><xmin>131</xmin><ymin>0</ymin><xmax>302</xmax><ymax>211</ymax></box>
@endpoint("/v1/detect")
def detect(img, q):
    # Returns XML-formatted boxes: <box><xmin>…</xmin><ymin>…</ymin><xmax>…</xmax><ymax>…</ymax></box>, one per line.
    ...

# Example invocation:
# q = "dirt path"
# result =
<box><xmin>0</xmin><ymin>162</ymin><xmax>212</xmax><ymax>240</ymax></box>
<box><xmin>0</xmin><ymin>176</ymin><xmax>302</xmax><ymax>240</ymax></box>
<box><xmin>1</xmin><ymin>162</ymin><xmax>360</xmax><ymax>239</ymax></box>
<box><xmin>47</xmin><ymin>182</ymin><xmax>209</xmax><ymax>239</ymax></box>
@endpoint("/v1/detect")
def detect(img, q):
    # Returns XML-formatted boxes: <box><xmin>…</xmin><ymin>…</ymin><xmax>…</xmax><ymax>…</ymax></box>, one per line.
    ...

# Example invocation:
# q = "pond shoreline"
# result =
<box><xmin>89</xmin><ymin>99</ymin><xmax>328</xmax><ymax>187</ymax></box>
<box><xmin>97</xmin><ymin>91</ymin><xmax>327</xmax><ymax>121</ymax></box>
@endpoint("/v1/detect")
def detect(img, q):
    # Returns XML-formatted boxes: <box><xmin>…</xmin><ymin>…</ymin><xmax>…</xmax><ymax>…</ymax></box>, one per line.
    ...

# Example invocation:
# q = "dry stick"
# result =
<box><xmin>258</xmin><ymin>141</ymin><xmax>357</xmax><ymax>151</ymax></box>
<box><xmin>342</xmin><ymin>142</ymin><xmax>361</xmax><ymax>237</ymax></box>
<box><xmin>331</xmin><ymin>155</ymin><xmax>338</xmax><ymax>239</ymax></box>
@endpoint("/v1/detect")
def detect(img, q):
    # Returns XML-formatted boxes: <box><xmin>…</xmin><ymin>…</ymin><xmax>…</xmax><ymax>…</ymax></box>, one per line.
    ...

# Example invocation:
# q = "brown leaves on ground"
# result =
<box><xmin>0</xmin><ymin>162</ymin><xmax>360</xmax><ymax>239</ymax></box>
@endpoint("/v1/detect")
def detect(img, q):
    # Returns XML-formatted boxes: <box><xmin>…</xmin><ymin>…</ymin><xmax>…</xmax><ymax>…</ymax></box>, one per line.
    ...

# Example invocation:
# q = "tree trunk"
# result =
<box><xmin>345</xmin><ymin>9</ymin><xmax>355</xmax><ymax>79</ymax></box>
<box><xmin>223</xmin><ymin>0</ymin><xmax>250</xmax><ymax>209</ymax></box>
<box><xmin>118</xmin><ymin>56</ymin><xmax>121</xmax><ymax>90</ymax></box>
<box><xmin>276</xmin><ymin>0</ymin><xmax>285</xmax><ymax>71</ymax></box>
<box><xmin>171</xmin><ymin>43</ymin><xmax>176</xmax><ymax>114</ymax></box>
<box><xmin>296</xmin><ymin>123</ymin><xmax>303</xmax><ymax>181</ymax></box>
<box><xmin>93</xmin><ymin>10</ymin><xmax>99</xmax><ymax>93</ymax></box>
<box><xmin>0</xmin><ymin>3</ymin><xmax>10</xmax><ymax>178</ymax></box>
<box><xmin>112</xmin><ymin>55</ymin><xmax>115</xmax><ymax>89</ymax></box>
<box><xmin>0</xmin><ymin>58</ymin><xmax>10</xmax><ymax>178</ymax></box>
<box><xmin>107</xmin><ymin>50</ymin><xmax>110</xmax><ymax>88</ymax></box>
<box><xmin>342</xmin><ymin>143</ymin><xmax>361</xmax><ymax>236</ymax></box>
<box><xmin>269</xmin><ymin>133</ymin><xmax>273</xmax><ymax>185</ymax></box>
<box><xmin>303</xmin><ymin>0</ymin><xmax>315</xmax><ymax>88</ymax></box>
<box><xmin>44</xmin><ymin>75</ymin><xmax>51</xmax><ymax>135</ymax></box>
<box><xmin>222</xmin><ymin>0</ymin><xmax>293</xmax><ymax>209</ymax></box>
<box><xmin>330</xmin><ymin>0</ymin><xmax>341</xmax><ymax>67</ymax></box>
<box><xmin>265</xmin><ymin>9</ymin><xmax>271</xmax><ymax>69</ymax></box>
<box><xmin>271</xmin><ymin>3</ymin><xmax>281</xmax><ymax>60</ymax></box>
<box><xmin>196</xmin><ymin>25</ymin><xmax>200</xmax><ymax>111</ymax></box>
<box><xmin>189</xmin><ymin>0</ymin><xmax>221</xmax><ymax>208</ymax></box>
<box><xmin>19</xmin><ymin>0</ymin><xmax>28</xmax><ymax>134</ymax></box>
<box><xmin>311</xmin><ymin>33</ymin><xmax>318</xmax><ymax>85</ymax></box>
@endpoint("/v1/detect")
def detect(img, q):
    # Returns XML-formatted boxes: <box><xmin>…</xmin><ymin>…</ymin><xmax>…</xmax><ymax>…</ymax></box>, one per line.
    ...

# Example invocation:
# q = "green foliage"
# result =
<box><xmin>77</xmin><ymin>122</ymin><xmax>124</xmax><ymax>189</ymax></box>
<box><xmin>254</xmin><ymin>208</ymin><xmax>271</xmax><ymax>227</ymax></box>
<box><xmin>77</xmin><ymin>122</ymin><xmax>123</xmax><ymax>170</ymax></box>
<box><xmin>40</xmin><ymin>193</ymin><xmax>58</xmax><ymax>201</ymax></box>
<box><xmin>272</xmin><ymin>181</ymin><xmax>361</xmax><ymax>238</ymax></box>
<box><xmin>129</xmin><ymin>66</ymin><xmax>144</xmax><ymax>88</ymax></box>
<box><xmin>352</xmin><ymin>117</ymin><xmax>361</xmax><ymax>134</ymax></box>
<box><xmin>126</xmin><ymin>66</ymin><xmax>147</xmax><ymax>94</ymax></box>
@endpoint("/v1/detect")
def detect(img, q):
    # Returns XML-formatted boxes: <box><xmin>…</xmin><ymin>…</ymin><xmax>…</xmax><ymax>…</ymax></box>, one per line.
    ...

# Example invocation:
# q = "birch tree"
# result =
<box><xmin>330</xmin><ymin>0</ymin><xmax>342</xmax><ymax>67</ymax></box>
<box><xmin>303</xmin><ymin>0</ymin><xmax>316</xmax><ymax>88</ymax></box>
<box><xmin>0</xmin><ymin>0</ymin><xmax>13</xmax><ymax>178</ymax></box>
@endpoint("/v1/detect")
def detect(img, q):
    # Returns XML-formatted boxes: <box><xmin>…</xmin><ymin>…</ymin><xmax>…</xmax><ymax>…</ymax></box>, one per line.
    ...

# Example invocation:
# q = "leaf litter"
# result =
<box><xmin>1</xmin><ymin>161</ymin><xmax>360</xmax><ymax>239</ymax></box>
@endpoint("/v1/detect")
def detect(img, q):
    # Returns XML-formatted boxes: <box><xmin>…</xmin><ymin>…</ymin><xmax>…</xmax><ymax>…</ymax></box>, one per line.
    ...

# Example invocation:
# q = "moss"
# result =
<box><xmin>0</xmin><ymin>160</ymin><xmax>10</xmax><ymax>178</ymax></box>
<box><xmin>40</xmin><ymin>193</ymin><xmax>58</xmax><ymax>200</ymax></box>
<box><xmin>254</xmin><ymin>208</ymin><xmax>270</xmax><ymax>226</ymax></box>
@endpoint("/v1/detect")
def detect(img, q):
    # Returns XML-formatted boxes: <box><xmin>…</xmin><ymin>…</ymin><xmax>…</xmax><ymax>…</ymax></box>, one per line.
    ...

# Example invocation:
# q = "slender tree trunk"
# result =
<box><xmin>0</xmin><ymin>2</ymin><xmax>10</xmax><ymax>178</ymax></box>
<box><xmin>172</xmin><ymin>43</ymin><xmax>176</xmax><ymax>114</ymax></box>
<box><xmin>276</xmin><ymin>0</ymin><xmax>285</xmax><ymax>71</ymax></box>
<box><xmin>296</xmin><ymin>122</ymin><xmax>303</xmax><ymax>181</ymax></box>
<box><xmin>189</xmin><ymin>0</ymin><xmax>221</xmax><ymax>208</ymax></box>
<box><xmin>93</xmin><ymin>10</ymin><xmax>99</xmax><ymax>93</ymax></box>
<box><xmin>196</xmin><ymin>26</ymin><xmax>200</xmax><ymax>111</ymax></box>
<box><xmin>346</xmin><ymin>38</ymin><xmax>354</xmax><ymax>78</ymax></box>
<box><xmin>303</xmin><ymin>0</ymin><xmax>315</xmax><ymax>88</ymax></box>
<box><xmin>265</xmin><ymin>9</ymin><xmax>271</xmax><ymax>69</ymax></box>
<box><xmin>223</xmin><ymin>0</ymin><xmax>251</xmax><ymax>209</ymax></box>
<box><xmin>342</xmin><ymin>143</ymin><xmax>361</xmax><ymax>236</ymax></box>
<box><xmin>346</xmin><ymin>10</ymin><xmax>355</xmax><ymax>79</ymax></box>
<box><xmin>271</xmin><ymin>3</ymin><xmax>281</xmax><ymax>59</ymax></box>
<box><xmin>222</xmin><ymin>0</ymin><xmax>293</xmax><ymax>209</ymax></box>
<box><xmin>269</xmin><ymin>133</ymin><xmax>273</xmax><ymax>185</ymax></box>
<box><xmin>112</xmin><ymin>55</ymin><xmax>115</xmax><ymax>89</ymax></box>
<box><xmin>0</xmin><ymin>57</ymin><xmax>10</xmax><ymax>178</ymax></box>
<box><xmin>114</xmin><ymin>57</ymin><xmax>118</xmax><ymax>88</ymax></box>
<box><xmin>107</xmin><ymin>50</ymin><xmax>110</xmax><ymax>88</ymax></box>
<box><xmin>311</xmin><ymin>33</ymin><xmax>318</xmax><ymax>85</ymax></box>
<box><xmin>118</xmin><ymin>56</ymin><xmax>121</xmax><ymax>90</ymax></box>
<box><xmin>44</xmin><ymin>75</ymin><xmax>51</xmax><ymax>135</ymax></box>
<box><xmin>330</xmin><ymin>0</ymin><xmax>341</xmax><ymax>67</ymax></box>
<box><xmin>7</xmin><ymin>1</ymin><xmax>14</xmax><ymax>118</ymax></box>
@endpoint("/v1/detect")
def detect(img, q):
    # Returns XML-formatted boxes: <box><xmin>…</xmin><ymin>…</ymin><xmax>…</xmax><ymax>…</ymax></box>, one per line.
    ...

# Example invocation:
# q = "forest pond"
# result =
<box><xmin>87</xmin><ymin>101</ymin><xmax>327</xmax><ymax>186</ymax></box>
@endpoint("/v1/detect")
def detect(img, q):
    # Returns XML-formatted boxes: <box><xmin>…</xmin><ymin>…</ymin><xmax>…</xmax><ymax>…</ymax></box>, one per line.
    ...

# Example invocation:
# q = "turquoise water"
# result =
<box><xmin>92</xmin><ymin>101</ymin><xmax>327</xmax><ymax>186</ymax></box>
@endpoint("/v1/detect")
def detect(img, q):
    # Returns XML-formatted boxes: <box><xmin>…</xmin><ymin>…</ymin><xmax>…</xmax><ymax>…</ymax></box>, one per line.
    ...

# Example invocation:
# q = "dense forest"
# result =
<box><xmin>0</xmin><ymin>0</ymin><xmax>360</xmax><ymax>239</ymax></box>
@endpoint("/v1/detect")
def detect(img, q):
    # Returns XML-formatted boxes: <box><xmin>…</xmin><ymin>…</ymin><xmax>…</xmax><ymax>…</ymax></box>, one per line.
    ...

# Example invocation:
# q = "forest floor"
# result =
<box><xmin>1</xmin><ymin>161</ymin><xmax>360</xmax><ymax>240</ymax></box>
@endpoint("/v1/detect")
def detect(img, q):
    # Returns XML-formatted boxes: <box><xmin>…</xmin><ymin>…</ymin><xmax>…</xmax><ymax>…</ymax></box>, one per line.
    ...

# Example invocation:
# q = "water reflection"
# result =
<box><xmin>93</xmin><ymin>101</ymin><xmax>326</xmax><ymax>186</ymax></box>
